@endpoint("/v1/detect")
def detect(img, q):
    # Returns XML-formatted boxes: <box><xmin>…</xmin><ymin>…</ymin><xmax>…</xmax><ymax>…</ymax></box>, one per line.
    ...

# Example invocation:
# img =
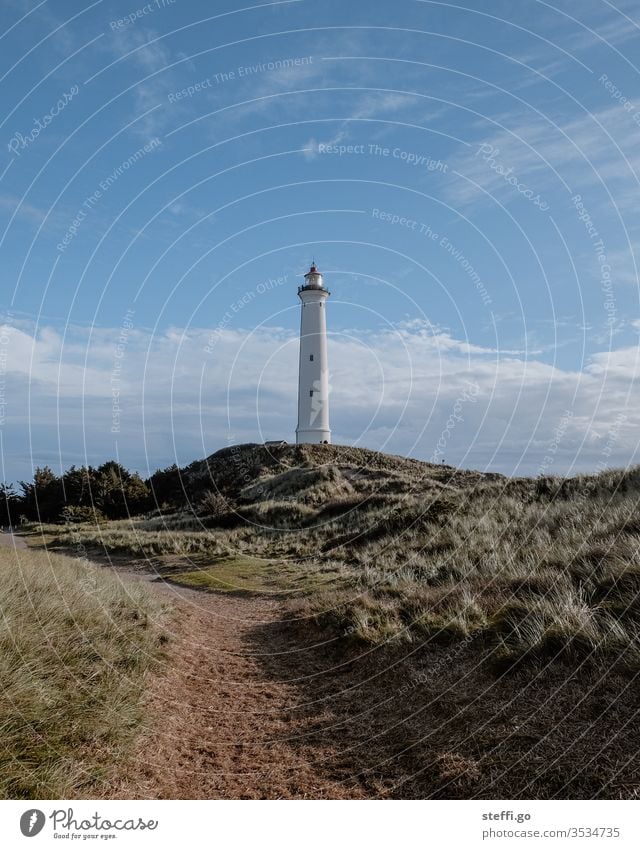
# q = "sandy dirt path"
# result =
<box><xmin>112</xmin><ymin>574</ymin><xmax>371</xmax><ymax>800</ymax></box>
<box><xmin>0</xmin><ymin>531</ymin><xmax>28</xmax><ymax>549</ymax></box>
<box><xmin>87</xmin><ymin>561</ymin><xmax>640</xmax><ymax>801</ymax></box>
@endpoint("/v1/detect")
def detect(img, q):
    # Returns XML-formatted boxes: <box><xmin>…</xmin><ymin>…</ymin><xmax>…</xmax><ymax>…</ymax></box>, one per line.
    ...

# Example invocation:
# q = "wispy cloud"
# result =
<box><xmin>552</xmin><ymin>3</ymin><xmax>640</xmax><ymax>53</ymax></box>
<box><xmin>97</xmin><ymin>27</ymin><xmax>180</xmax><ymax>137</ymax></box>
<box><xmin>444</xmin><ymin>103</ymin><xmax>640</xmax><ymax>212</ymax></box>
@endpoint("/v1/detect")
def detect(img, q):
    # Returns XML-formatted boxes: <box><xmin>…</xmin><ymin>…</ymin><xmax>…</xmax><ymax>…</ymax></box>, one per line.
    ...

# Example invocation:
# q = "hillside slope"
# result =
<box><xmin>62</xmin><ymin>442</ymin><xmax>640</xmax><ymax>666</ymax></box>
<box><xmin>169</xmin><ymin>444</ymin><xmax>640</xmax><ymax>666</ymax></box>
<box><xmin>182</xmin><ymin>441</ymin><xmax>502</xmax><ymax>500</ymax></box>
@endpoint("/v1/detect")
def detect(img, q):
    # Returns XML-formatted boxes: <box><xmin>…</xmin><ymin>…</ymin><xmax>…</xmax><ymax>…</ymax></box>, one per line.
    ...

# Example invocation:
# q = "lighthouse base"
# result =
<box><xmin>296</xmin><ymin>428</ymin><xmax>331</xmax><ymax>445</ymax></box>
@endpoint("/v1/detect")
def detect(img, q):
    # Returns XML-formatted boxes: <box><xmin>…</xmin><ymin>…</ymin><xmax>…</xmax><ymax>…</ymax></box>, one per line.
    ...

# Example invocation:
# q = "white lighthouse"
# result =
<box><xmin>296</xmin><ymin>263</ymin><xmax>331</xmax><ymax>444</ymax></box>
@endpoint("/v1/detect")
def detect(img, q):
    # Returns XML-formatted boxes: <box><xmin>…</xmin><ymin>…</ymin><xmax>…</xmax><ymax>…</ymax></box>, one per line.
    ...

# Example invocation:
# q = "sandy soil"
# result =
<box><xmin>113</xmin><ymin>577</ymin><xmax>369</xmax><ymax>799</ymax></box>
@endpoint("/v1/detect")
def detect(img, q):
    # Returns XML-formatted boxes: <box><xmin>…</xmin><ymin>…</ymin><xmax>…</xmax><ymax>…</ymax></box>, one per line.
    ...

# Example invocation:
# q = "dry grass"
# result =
<box><xmin>0</xmin><ymin>544</ymin><xmax>165</xmax><ymax>799</ymax></box>
<box><xmin>46</xmin><ymin>522</ymin><xmax>229</xmax><ymax>557</ymax></box>
<box><xmin>38</xmin><ymin>445</ymin><xmax>640</xmax><ymax>670</ymax></box>
<box><xmin>296</xmin><ymin>481</ymin><xmax>640</xmax><ymax>667</ymax></box>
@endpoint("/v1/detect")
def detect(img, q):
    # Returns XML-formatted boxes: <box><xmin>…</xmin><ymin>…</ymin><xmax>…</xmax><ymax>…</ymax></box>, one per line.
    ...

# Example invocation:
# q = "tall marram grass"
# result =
<box><xmin>38</xmin><ymin>448</ymin><xmax>640</xmax><ymax>672</ymax></box>
<box><xmin>293</xmin><ymin>477</ymin><xmax>640</xmax><ymax>668</ymax></box>
<box><xmin>0</xmin><ymin>545</ymin><xmax>165</xmax><ymax>799</ymax></box>
<box><xmin>48</xmin><ymin>523</ymin><xmax>229</xmax><ymax>557</ymax></box>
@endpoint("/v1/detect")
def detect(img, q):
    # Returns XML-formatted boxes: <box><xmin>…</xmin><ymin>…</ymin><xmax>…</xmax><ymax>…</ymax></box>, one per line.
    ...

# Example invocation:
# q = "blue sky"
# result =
<box><xmin>2</xmin><ymin>0</ymin><xmax>640</xmax><ymax>481</ymax></box>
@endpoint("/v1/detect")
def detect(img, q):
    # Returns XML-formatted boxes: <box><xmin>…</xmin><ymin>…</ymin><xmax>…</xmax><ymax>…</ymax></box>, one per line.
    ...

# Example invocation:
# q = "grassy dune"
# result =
<box><xmin>0</xmin><ymin>544</ymin><xmax>165</xmax><ymax>799</ymax></box>
<box><xmin>297</xmin><ymin>474</ymin><xmax>640</xmax><ymax>669</ymax></box>
<box><xmin>43</xmin><ymin>445</ymin><xmax>640</xmax><ymax>673</ymax></box>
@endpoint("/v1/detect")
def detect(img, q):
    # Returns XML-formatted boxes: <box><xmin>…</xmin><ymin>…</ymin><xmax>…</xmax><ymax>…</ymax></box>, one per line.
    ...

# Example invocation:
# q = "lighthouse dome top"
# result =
<box><xmin>301</xmin><ymin>262</ymin><xmax>325</xmax><ymax>289</ymax></box>
<box><xmin>304</xmin><ymin>263</ymin><xmax>323</xmax><ymax>285</ymax></box>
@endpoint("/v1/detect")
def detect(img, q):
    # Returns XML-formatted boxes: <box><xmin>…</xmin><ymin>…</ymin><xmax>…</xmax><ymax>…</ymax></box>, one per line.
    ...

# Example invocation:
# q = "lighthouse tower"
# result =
<box><xmin>296</xmin><ymin>263</ymin><xmax>331</xmax><ymax>444</ymax></box>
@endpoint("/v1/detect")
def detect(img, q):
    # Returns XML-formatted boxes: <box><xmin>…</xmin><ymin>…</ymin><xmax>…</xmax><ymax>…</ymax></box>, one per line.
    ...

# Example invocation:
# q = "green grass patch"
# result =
<box><xmin>167</xmin><ymin>554</ymin><xmax>339</xmax><ymax>595</ymax></box>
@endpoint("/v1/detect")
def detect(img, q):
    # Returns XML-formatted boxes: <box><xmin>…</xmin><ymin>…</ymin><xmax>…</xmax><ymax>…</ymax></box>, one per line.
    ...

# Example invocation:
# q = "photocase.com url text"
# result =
<box><xmin>482</xmin><ymin>827</ymin><xmax>621</xmax><ymax>840</ymax></box>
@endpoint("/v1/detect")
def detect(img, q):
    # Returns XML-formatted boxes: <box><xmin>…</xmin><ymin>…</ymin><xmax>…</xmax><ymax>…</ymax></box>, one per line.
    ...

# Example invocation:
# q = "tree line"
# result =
<box><xmin>0</xmin><ymin>461</ymin><xmax>186</xmax><ymax>526</ymax></box>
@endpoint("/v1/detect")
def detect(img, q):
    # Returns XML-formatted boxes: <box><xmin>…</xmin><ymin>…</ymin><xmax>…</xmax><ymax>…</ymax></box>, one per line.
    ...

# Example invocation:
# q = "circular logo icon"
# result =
<box><xmin>20</xmin><ymin>810</ymin><xmax>46</xmax><ymax>837</ymax></box>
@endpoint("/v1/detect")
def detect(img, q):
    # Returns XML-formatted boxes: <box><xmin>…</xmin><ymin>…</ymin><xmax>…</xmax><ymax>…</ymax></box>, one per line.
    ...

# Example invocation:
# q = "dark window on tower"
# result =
<box><xmin>309</xmin><ymin>390</ymin><xmax>314</xmax><ymax>397</ymax></box>
<box><xmin>309</xmin><ymin>354</ymin><xmax>314</xmax><ymax>361</ymax></box>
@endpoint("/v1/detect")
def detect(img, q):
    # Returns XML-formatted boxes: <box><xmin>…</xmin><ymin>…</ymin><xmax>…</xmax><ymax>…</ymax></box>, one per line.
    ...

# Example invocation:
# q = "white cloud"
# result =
<box><xmin>1</xmin><ymin>317</ymin><xmax>639</xmax><ymax>480</ymax></box>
